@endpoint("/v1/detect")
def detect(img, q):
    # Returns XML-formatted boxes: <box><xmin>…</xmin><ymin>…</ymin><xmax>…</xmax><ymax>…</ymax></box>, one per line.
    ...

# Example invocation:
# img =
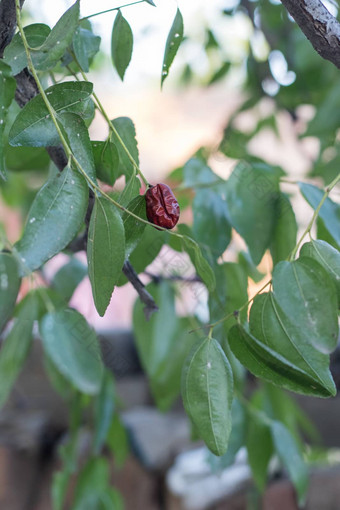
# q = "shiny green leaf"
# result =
<box><xmin>250</xmin><ymin>292</ymin><xmax>336</xmax><ymax>396</ymax></box>
<box><xmin>270</xmin><ymin>193</ymin><xmax>297</xmax><ymax>265</ymax></box>
<box><xmin>14</xmin><ymin>166</ymin><xmax>88</xmax><ymax>274</ymax></box>
<box><xmin>181</xmin><ymin>235</ymin><xmax>216</xmax><ymax>292</ymax></box>
<box><xmin>182</xmin><ymin>337</ymin><xmax>233</xmax><ymax>456</ymax></box>
<box><xmin>3</xmin><ymin>24</ymin><xmax>51</xmax><ymax>75</ymax></box>
<box><xmin>161</xmin><ymin>9</ymin><xmax>184</xmax><ymax>86</ymax></box>
<box><xmin>33</xmin><ymin>0</ymin><xmax>80</xmax><ymax>71</ymax></box>
<box><xmin>92</xmin><ymin>140</ymin><xmax>119</xmax><ymax>186</ymax></box>
<box><xmin>73</xmin><ymin>25</ymin><xmax>101</xmax><ymax>72</ymax></box>
<box><xmin>123</xmin><ymin>195</ymin><xmax>147</xmax><ymax>257</ymax></box>
<box><xmin>229</xmin><ymin>323</ymin><xmax>335</xmax><ymax>397</ymax></box>
<box><xmin>273</xmin><ymin>259</ymin><xmax>338</xmax><ymax>353</ymax></box>
<box><xmin>9</xmin><ymin>81</ymin><xmax>93</xmax><ymax>148</ymax></box>
<box><xmin>118</xmin><ymin>171</ymin><xmax>141</xmax><ymax>207</ymax></box>
<box><xmin>88</xmin><ymin>197</ymin><xmax>125</xmax><ymax>316</ymax></box>
<box><xmin>110</xmin><ymin>117</ymin><xmax>139</xmax><ymax>177</ymax></box>
<box><xmin>59</xmin><ymin>112</ymin><xmax>97</xmax><ymax>184</ymax></box>
<box><xmin>111</xmin><ymin>10</ymin><xmax>133</xmax><ymax>81</ymax></box>
<box><xmin>300</xmin><ymin>240</ymin><xmax>340</xmax><ymax>304</ymax></box>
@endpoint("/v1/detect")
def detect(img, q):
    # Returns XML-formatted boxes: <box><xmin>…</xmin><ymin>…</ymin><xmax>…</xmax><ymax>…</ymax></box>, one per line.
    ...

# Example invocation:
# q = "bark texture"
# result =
<box><xmin>281</xmin><ymin>0</ymin><xmax>340</xmax><ymax>69</ymax></box>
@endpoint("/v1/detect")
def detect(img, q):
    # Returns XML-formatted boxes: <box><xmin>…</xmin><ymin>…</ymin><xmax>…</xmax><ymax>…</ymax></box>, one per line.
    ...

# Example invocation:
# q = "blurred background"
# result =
<box><xmin>1</xmin><ymin>0</ymin><xmax>340</xmax><ymax>509</ymax></box>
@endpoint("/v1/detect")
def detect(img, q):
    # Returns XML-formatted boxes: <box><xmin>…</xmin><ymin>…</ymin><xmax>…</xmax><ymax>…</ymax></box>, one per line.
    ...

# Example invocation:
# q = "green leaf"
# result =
<box><xmin>207</xmin><ymin>398</ymin><xmax>246</xmax><ymax>472</ymax></box>
<box><xmin>5</xmin><ymin>146</ymin><xmax>50</xmax><ymax>172</ymax></box>
<box><xmin>150</xmin><ymin>318</ymin><xmax>200</xmax><ymax>411</ymax></box>
<box><xmin>92</xmin><ymin>140</ymin><xmax>119</xmax><ymax>186</ymax></box>
<box><xmin>73</xmin><ymin>458</ymin><xmax>109</xmax><ymax>508</ymax></box>
<box><xmin>246</xmin><ymin>413</ymin><xmax>273</xmax><ymax>491</ymax></box>
<box><xmin>3</xmin><ymin>24</ymin><xmax>51</xmax><ymax>75</ymax></box>
<box><xmin>9</xmin><ymin>81</ymin><xmax>94</xmax><ymax>148</ymax></box>
<box><xmin>270</xmin><ymin>421</ymin><xmax>309</xmax><ymax>505</ymax></box>
<box><xmin>264</xmin><ymin>384</ymin><xmax>319</xmax><ymax>444</ymax></box>
<box><xmin>117</xmin><ymin>225</ymin><xmax>167</xmax><ymax>286</ymax></box>
<box><xmin>110</xmin><ymin>117</ymin><xmax>139</xmax><ymax>177</ymax></box>
<box><xmin>133</xmin><ymin>281</ymin><xmax>177</xmax><ymax>376</ymax></box>
<box><xmin>52</xmin><ymin>257</ymin><xmax>87</xmax><ymax>302</ymax></box>
<box><xmin>40</xmin><ymin>308</ymin><xmax>103</xmax><ymax>395</ymax></box>
<box><xmin>300</xmin><ymin>240</ymin><xmax>340</xmax><ymax>304</ymax></box>
<box><xmin>93</xmin><ymin>372</ymin><xmax>115</xmax><ymax>454</ymax></box>
<box><xmin>182</xmin><ymin>337</ymin><xmax>233</xmax><ymax>456</ymax></box>
<box><xmin>299</xmin><ymin>182</ymin><xmax>340</xmax><ymax>246</ymax></box>
<box><xmin>270</xmin><ymin>193</ymin><xmax>297</xmax><ymax>265</ymax></box>
<box><xmin>14</xmin><ymin>166</ymin><xmax>88</xmax><ymax>274</ymax></box>
<box><xmin>0</xmin><ymin>252</ymin><xmax>21</xmax><ymax>333</ymax></box>
<box><xmin>161</xmin><ymin>8</ymin><xmax>184</xmax><ymax>86</ymax></box>
<box><xmin>0</xmin><ymin>293</ymin><xmax>37</xmax><ymax>409</ymax></box>
<box><xmin>145</xmin><ymin>0</ymin><xmax>156</xmax><ymax>5</ymax></box>
<box><xmin>123</xmin><ymin>195</ymin><xmax>147</xmax><ymax>257</ymax></box>
<box><xmin>118</xmin><ymin>171</ymin><xmax>141</xmax><ymax>207</ymax></box>
<box><xmin>73</xmin><ymin>25</ymin><xmax>101</xmax><ymax>73</ymax></box>
<box><xmin>272</xmin><ymin>259</ymin><xmax>338</xmax><ymax>353</ymax></box>
<box><xmin>59</xmin><ymin>112</ymin><xmax>97</xmax><ymax>184</ymax></box>
<box><xmin>250</xmin><ymin>292</ymin><xmax>336</xmax><ymax>396</ymax></box>
<box><xmin>209</xmin><ymin>262</ymin><xmax>248</xmax><ymax>334</ymax></box>
<box><xmin>181</xmin><ymin>235</ymin><xmax>216</xmax><ymax>292</ymax></box>
<box><xmin>33</xmin><ymin>0</ymin><xmax>80</xmax><ymax>71</ymax></box>
<box><xmin>0</xmin><ymin>61</ymin><xmax>16</xmax><ymax>180</ymax></box>
<box><xmin>87</xmin><ymin>197</ymin><xmax>125</xmax><ymax>316</ymax></box>
<box><xmin>183</xmin><ymin>158</ymin><xmax>221</xmax><ymax>188</ymax></box>
<box><xmin>229</xmin><ymin>323</ymin><xmax>335</xmax><ymax>397</ymax></box>
<box><xmin>111</xmin><ymin>10</ymin><xmax>134</xmax><ymax>81</ymax></box>
<box><xmin>192</xmin><ymin>189</ymin><xmax>231</xmax><ymax>258</ymax></box>
<box><xmin>317</xmin><ymin>216</ymin><xmax>339</xmax><ymax>250</ymax></box>
<box><xmin>225</xmin><ymin>162</ymin><xmax>280</xmax><ymax>265</ymax></box>
<box><xmin>44</xmin><ymin>355</ymin><xmax>74</xmax><ymax>400</ymax></box>
<box><xmin>133</xmin><ymin>282</ymin><xmax>199</xmax><ymax>410</ymax></box>
<box><xmin>238</xmin><ymin>251</ymin><xmax>265</xmax><ymax>283</ymax></box>
<box><xmin>107</xmin><ymin>414</ymin><xmax>129</xmax><ymax>469</ymax></box>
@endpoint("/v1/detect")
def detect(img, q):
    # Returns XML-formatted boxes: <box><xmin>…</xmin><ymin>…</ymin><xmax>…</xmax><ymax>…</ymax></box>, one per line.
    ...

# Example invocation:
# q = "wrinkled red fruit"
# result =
<box><xmin>145</xmin><ymin>183</ymin><xmax>180</xmax><ymax>229</ymax></box>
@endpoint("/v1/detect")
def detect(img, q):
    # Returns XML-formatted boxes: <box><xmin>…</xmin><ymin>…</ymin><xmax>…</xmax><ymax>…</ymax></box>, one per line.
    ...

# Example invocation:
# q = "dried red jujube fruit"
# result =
<box><xmin>145</xmin><ymin>183</ymin><xmax>180</xmax><ymax>229</ymax></box>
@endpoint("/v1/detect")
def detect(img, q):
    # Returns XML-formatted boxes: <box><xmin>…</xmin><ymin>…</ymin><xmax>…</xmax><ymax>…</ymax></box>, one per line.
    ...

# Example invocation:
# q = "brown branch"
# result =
<box><xmin>281</xmin><ymin>0</ymin><xmax>340</xmax><ymax>69</ymax></box>
<box><xmin>123</xmin><ymin>261</ymin><xmax>158</xmax><ymax>320</ymax></box>
<box><xmin>144</xmin><ymin>271</ymin><xmax>201</xmax><ymax>284</ymax></box>
<box><xmin>0</xmin><ymin>0</ymin><xmax>24</xmax><ymax>57</ymax></box>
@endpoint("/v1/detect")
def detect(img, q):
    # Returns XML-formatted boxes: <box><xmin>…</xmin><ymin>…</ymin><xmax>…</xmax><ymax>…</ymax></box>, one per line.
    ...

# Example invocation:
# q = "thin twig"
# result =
<box><xmin>123</xmin><ymin>261</ymin><xmax>158</xmax><ymax>320</ymax></box>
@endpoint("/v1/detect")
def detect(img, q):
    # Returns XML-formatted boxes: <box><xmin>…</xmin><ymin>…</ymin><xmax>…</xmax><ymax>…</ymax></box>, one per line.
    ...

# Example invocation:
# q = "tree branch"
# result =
<box><xmin>123</xmin><ymin>261</ymin><xmax>158</xmax><ymax>320</ymax></box>
<box><xmin>281</xmin><ymin>0</ymin><xmax>340</xmax><ymax>69</ymax></box>
<box><xmin>0</xmin><ymin>0</ymin><xmax>24</xmax><ymax>57</ymax></box>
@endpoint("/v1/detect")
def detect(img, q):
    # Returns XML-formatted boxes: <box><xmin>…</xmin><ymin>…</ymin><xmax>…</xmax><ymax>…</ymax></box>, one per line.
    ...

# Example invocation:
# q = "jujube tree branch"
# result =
<box><xmin>281</xmin><ymin>0</ymin><xmax>340</xmax><ymax>69</ymax></box>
